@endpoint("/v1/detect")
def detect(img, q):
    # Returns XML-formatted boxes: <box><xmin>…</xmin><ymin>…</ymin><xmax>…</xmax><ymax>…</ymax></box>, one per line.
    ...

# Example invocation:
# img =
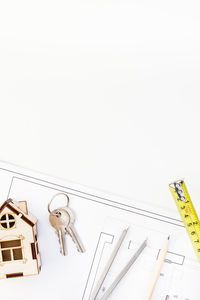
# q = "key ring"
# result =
<box><xmin>48</xmin><ymin>193</ymin><xmax>70</xmax><ymax>214</ymax></box>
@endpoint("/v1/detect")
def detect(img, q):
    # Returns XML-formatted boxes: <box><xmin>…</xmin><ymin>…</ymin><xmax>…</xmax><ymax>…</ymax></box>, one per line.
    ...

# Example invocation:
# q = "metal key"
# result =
<box><xmin>62</xmin><ymin>206</ymin><xmax>85</xmax><ymax>253</ymax></box>
<box><xmin>49</xmin><ymin>208</ymin><xmax>70</xmax><ymax>256</ymax></box>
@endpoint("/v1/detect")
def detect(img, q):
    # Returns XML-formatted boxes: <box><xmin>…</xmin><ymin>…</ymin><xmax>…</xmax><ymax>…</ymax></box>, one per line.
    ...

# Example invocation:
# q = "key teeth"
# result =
<box><xmin>78</xmin><ymin>246</ymin><xmax>85</xmax><ymax>253</ymax></box>
<box><xmin>67</xmin><ymin>226</ymin><xmax>85</xmax><ymax>253</ymax></box>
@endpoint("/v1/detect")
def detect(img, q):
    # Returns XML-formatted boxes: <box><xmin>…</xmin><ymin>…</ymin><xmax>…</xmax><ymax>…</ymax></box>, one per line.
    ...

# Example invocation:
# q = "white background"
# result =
<box><xmin>0</xmin><ymin>0</ymin><xmax>200</xmax><ymax>213</ymax></box>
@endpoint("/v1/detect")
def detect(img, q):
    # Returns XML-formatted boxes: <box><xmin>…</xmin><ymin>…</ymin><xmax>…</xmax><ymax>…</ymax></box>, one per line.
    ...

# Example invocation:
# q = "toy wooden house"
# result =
<box><xmin>0</xmin><ymin>199</ymin><xmax>41</xmax><ymax>279</ymax></box>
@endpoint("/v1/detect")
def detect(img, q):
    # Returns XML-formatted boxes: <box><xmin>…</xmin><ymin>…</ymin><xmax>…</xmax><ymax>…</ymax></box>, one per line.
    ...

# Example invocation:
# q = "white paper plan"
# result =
<box><xmin>0</xmin><ymin>161</ymin><xmax>199</xmax><ymax>300</ymax></box>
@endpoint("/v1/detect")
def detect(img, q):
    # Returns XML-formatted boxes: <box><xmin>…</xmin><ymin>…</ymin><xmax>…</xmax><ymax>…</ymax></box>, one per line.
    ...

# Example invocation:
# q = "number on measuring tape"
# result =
<box><xmin>169</xmin><ymin>180</ymin><xmax>200</xmax><ymax>261</ymax></box>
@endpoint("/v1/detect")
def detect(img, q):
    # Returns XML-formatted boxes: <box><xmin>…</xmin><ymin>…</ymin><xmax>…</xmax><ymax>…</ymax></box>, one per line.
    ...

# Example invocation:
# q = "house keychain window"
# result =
<box><xmin>0</xmin><ymin>214</ymin><xmax>15</xmax><ymax>229</ymax></box>
<box><xmin>0</xmin><ymin>239</ymin><xmax>23</xmax><ymax>261</ymax></box>
<box><xmin>0</xmin><ymin>199</ymin><xmax>41</xmax><ymax>279</ymax></box>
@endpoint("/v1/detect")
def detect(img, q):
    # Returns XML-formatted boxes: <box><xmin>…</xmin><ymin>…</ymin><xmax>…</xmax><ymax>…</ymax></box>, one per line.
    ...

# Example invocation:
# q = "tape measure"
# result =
<box><xmin>169</xmin><ymin>180</ymin><xmax>200</xmax><ymax>262</ymax></box>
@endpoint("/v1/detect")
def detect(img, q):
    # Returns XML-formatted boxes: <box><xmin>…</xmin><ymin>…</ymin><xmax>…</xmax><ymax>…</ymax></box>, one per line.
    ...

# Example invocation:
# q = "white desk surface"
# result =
<box><xmin>0</xmin><ymin>0</ymin><xmax>200</xmax><ymax>214</ymax></box>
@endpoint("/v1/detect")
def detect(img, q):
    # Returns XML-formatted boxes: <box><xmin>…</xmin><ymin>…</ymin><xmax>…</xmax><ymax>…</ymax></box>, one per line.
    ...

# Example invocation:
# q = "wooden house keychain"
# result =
<box><xmin>0</xmin><ymin>199</ymin><xmax>41</xmax><ymax>279</ymax></box>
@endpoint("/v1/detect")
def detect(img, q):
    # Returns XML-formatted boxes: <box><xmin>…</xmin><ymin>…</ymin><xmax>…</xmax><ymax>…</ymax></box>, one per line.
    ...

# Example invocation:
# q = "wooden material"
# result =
<box><xmin>144</xmin><ymin>236</ymin><xmax>170</xmax><ymax>300</ymax></box>
<box><xmin>0</xmin><ymin>199</ymin><xmax>41</xmax><ymax>279</ymax></box>
<box><xmin>6</xmin><ymin>272</ymin><xmax>23</xmax><ymax>278</ymax></box>
<box><xmin>18</xmin><ymin>201</ymin><xmax>28</xmax><ymax>214</ymax></box>
<box><xmin>31</xmin><ymin>243</ymin><xmax>37</xmax><ymax>259</ymax></box>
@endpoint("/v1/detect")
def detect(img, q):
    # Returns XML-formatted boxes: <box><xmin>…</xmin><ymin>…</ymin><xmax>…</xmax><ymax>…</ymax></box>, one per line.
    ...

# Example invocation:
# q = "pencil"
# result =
<box><xmin>144</xmin><ymin>236</ymin><xmax>170</xmax><ymax>300</ymax></box>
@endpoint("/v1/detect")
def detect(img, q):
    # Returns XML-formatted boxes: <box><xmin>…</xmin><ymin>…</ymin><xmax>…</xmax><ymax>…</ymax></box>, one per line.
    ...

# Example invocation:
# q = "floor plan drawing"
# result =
<box><xmin>0</xmin><ymin>162</ymin><xmax>199</xmax><ymax>300</ymax></box>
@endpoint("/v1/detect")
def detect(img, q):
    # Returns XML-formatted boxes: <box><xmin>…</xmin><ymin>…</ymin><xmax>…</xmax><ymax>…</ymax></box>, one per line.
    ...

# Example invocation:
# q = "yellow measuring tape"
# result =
<box><xmin>169</xmin><ymin>180</ymin><xmax>200</xmax><ymax>262</ymax></box>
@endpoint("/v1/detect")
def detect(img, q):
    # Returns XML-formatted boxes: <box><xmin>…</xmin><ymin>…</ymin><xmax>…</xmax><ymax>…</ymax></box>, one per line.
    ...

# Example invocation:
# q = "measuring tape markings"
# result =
<box><xmin>169</xmin><ymin>180</ymin><xmax>200</xmax><ymax>262</ymax></box>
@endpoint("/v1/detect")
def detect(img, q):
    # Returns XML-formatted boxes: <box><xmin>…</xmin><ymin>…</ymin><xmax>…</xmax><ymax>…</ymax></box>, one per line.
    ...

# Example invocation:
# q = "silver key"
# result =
<box><xmin>49</xmin><ymin>208</ymin><xmax>70</xmax><ymax>256</ymax></box>
<box><xmin>62</xmin><ymin>206</ymin><xmax>85</xmax><ymax>253</ymax></box>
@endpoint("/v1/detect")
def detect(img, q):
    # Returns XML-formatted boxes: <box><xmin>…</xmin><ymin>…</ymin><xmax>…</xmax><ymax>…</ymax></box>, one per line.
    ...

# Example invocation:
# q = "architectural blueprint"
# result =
<box><xmin>0</xmin><ymin>162</ymin><xmax>199</xmax><ymax>300</ymax></box>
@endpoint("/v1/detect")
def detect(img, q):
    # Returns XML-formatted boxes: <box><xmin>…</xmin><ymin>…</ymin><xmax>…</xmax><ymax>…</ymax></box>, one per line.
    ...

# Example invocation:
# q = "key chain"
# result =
<box><xmin>48</xmin><ymin>193</ymin><xmax>85</xmax><ymax>256</ymax></box>
<box><xmin>48</xmin><ymin>192</ymin><xmax>70</xmax><ymax>215</ymax></box>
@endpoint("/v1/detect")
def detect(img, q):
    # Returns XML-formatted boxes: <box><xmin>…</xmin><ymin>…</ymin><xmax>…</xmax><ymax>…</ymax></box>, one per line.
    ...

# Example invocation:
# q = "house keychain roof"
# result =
<box><xmin>0</xmin><ymin>199</ymin><xmax>41</xmax><ymax>279</ymax></box>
